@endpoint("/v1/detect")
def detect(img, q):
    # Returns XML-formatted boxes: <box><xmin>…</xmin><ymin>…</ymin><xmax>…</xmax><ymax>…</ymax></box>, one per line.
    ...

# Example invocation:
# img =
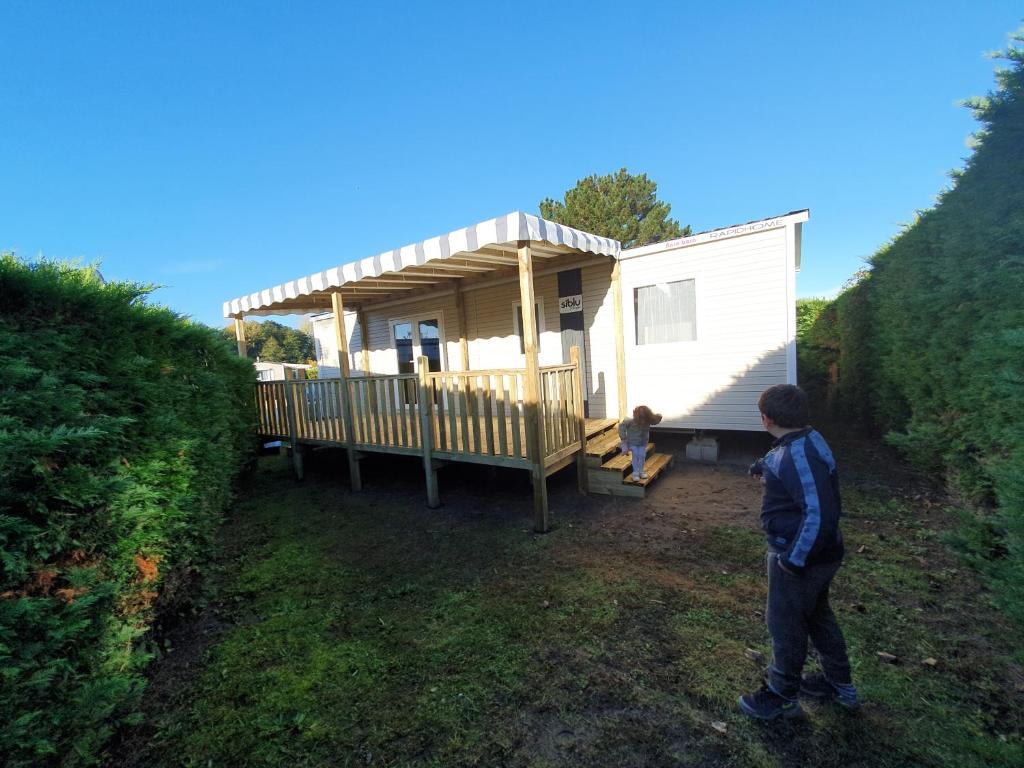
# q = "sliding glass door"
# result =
<box><xmin>391</xmin><ymin>315</ymin><xmax>445</xmax><ymax>374</ymax></box>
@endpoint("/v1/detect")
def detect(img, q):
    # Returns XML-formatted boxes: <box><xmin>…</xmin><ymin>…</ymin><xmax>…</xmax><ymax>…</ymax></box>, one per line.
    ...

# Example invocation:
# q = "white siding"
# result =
<box><xmin>311</xmin><ymin>311</ymin><xmax>359</xmax><ymax>378</ymax></box>
<box><xmin>581</xmin><ymin>260</ymin><xmax>617</xmax><ymax>419</ymax></box>
<box><xmin>619</xmin><ymin>226</ymin><xmax>793</xmax><ymax>431</ymax></box>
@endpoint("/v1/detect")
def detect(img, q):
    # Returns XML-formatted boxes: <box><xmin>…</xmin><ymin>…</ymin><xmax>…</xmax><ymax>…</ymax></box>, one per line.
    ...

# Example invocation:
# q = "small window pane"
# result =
<box><xmin>419</xmin><ymin>319</ymin><xmax>442</xmax><ymax>372</ymax></box>
<box><xmin>394</xmin><ymin>322</ymin><xmax>414</xmax><ymax>374</ymax></box>
<box><xmin>635</xmin><ymin>279</ymin><xmax>696</xmax><ymax>344</ymax></box>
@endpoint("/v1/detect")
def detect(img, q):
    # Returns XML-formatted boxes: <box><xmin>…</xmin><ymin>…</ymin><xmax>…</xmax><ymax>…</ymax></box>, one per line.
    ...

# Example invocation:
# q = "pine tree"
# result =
<box><xmin>540</xmin><ymin>168</ymin><xmax>691</xmax><ymax>248</ymax></box>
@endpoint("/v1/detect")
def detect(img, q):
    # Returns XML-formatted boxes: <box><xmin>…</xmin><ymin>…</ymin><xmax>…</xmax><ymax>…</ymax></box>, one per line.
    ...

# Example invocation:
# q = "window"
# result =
<box><xmin>514</xmin><ymin>301</ymin><xmax>544</xmax><ymax>354</ymax></box>
<box><xmin>390</xmin><ymin>314</ymin><xmax>445</xmax><ymax>373</ymax></box>
<box><xmin>635</xmin><ymin>279</ymin><xmax>696</xmax><ymax>344</ymax></box>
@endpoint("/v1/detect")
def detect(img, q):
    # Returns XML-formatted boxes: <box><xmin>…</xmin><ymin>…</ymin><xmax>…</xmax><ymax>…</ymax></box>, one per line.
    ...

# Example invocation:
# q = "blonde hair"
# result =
<box><xmin>633</xmin><ymin>405</ymin><xmax>662</xmax><ymax>427</ymax></box>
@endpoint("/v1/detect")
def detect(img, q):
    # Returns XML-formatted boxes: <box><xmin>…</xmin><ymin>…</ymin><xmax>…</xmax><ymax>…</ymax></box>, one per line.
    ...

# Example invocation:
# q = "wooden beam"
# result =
<box><xmin>417</xmin><ymin>355</ymin><xmax>440</xmax><ymax>508</ymax></box>
<box><xmin>357</xmin><ymin>309</ymin><xmax>371</xmax><ymax>375</ymax></box>
<box><xmin>234</xmin><ymin>316</ymin><xmax>247</xmax><ymax>357</ymax></box>
<box><xmin>611</xmin><ymin>260</ymin><xmax>628</xmax><ymax>420</ymax></box>
<box><xmin>355</xmin><ymin>276</ymin><xmax>439</xmax><ymax>285</ymax></box>
<box><xmin>455</xmin><ymin>282</ymin><xmax>471</xmax><ymax>373</ymax></box>
<box><xmin>457</xmin><ymin>250</ymin><xmax>519</xmax><ymax>266</ymax></box>
<box><xmin>455</xmin><ymin>282</ymin><xmax>474</xmax><ymax>430</ymax></box>
<box><xmin>332</xmin><ymin>291</ymin><xmax>362</xmax><ymax>491</ymax></box>
<box><xmin>406</xmin><ymin>261</ymin><xmax>492</xmax><ymax>274</ymax></box>
<box><xmin>517</xmin><ymin>240</ymin><xmax>548</xmax><ymax>533</ymax></box>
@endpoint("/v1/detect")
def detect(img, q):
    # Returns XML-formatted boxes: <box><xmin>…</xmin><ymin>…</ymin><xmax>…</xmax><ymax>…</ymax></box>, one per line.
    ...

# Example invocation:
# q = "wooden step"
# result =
<box><xmin>585</xmin><ymin>429</ymin><xmax>621</xmax><ymax>458</ymax></box>
<box><xmin>622</xmin><ymin>452</ymin><xmax>674</xmax><ymax>487</ymax></box>
<box><xmin>585</xmin><ymin>417</ymin><xmax>617</xmax><ymax>438</ymax></box>
<box><xmin>597</xmin><ymin>443</ymin><xmax>655</xmax><ymax>473</ymax></box>
<box><xmin>585</xmin><ymin>477</ymin><xmax>646</xmax><ymax>498</ymax></box>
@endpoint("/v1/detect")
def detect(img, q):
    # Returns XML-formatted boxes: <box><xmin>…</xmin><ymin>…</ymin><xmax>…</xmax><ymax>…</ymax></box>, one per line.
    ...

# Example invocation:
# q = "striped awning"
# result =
<box><xmin>223</xmin><ymin>211</ymin><xmax>620</xmax><ymax>317</ymax></box>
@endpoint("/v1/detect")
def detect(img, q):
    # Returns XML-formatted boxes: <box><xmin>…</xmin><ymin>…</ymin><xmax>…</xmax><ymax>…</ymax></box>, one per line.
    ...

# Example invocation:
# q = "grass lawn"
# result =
<box><xmin>115</xmin><ymin>435</ymin><xmax>1024</xmax><ymax>767</ymax></box>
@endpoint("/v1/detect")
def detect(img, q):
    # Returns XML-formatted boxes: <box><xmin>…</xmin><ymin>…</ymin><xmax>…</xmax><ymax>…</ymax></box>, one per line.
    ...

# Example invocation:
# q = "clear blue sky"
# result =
<box><xmin>2</xmin><ymin>1</ymin><xmax>1020</xmax><ymax>328</ymax></box>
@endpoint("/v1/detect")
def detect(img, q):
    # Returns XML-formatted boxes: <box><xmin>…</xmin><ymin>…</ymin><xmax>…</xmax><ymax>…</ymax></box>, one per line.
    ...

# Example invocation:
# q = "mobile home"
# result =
<box><xmin>224</xmin><ymin>209</ymin><xmax>806</xmax><ymax>529</ymax></box>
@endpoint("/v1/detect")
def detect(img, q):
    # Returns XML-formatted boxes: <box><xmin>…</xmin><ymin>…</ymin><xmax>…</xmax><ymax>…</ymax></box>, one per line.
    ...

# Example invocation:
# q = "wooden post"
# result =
<box><xmin>358</xmin><ymin>310</ymin><xmax>371</xmax><ymax>375</ymax></box>
<box><xmin>455</xmin><ymin>282</ymin><xmax>475</xmax><ymax>437</ymax></box>
<box><xmin>517</xmin><ymin>240</ymin><xmax>548</xmax><ymax>532</ymax></box>
<box><xmin>456</xmin><ymin>282</ymin><xmax>471</xmax><ymax>373</ymax></box>
<box><xmin>611</xmin><ymin>260</ymin><xmax>628</xmax><ymax>419</ymax></box>
<box><xmin>570</xmin><ymin>345</ymin><xmax>588</xmax><ymax>494</ymax></box>
<box><xmin>284</xmin><ymin>382</ymin><xmax>304</xmax><ymax>480</ymax></box>
<box><xmin>234</xmin><ymin>316</ymin><xmax>247</xmax><ymax>358</ymax></box>
<box><xmin>332</xmin><ymin>292</ymin><xmax>362</xmax><ymax>492</ymax></box>
<box><xmin>358</xmin><ymin>309</ymin><xmax>378</xmax><ymax>422</ymax></box>
<box><xmin>417</xmin><ymin>355</ymin><xmax>440</xmax><ymax>508</ymax></box>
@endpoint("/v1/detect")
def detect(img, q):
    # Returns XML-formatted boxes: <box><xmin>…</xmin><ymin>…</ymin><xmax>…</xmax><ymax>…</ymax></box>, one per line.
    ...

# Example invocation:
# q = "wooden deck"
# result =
<box><xmin>255</xmin><ymin>362</ymin><xmax>604</xmax><ymax>475</ymax></box>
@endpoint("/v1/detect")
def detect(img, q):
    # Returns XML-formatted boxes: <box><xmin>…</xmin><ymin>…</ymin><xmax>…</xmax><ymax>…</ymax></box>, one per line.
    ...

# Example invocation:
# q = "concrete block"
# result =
<box><xmin>686</xmin><ymin>436</ymin><xmax>719</xmax><ymax>463</ymax></box>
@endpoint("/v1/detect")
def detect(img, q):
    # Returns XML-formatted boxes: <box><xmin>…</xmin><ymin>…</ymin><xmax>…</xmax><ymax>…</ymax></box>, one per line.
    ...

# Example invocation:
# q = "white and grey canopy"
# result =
<box><xmin>223</xmin><ymin>211</ymin><xmax>620</xmax><ymax>317</ymax></box>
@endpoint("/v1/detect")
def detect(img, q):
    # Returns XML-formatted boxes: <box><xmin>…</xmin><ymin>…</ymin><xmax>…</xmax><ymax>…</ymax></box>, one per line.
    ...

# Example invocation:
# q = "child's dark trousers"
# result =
<box><xmin>765</xmin><ymin>552</ymin><xmax>852</xmax><ymax>698</ymax></box>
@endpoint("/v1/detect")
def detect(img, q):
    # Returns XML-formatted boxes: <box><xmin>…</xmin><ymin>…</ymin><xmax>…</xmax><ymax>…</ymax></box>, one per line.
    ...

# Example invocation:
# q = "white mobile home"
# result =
<box><xmin>223</xmin><ymin>209</ymin><xmax>806</xmax><ymax>529</ymax></box>
<box><xmin>306</xmin><ymin>210</ymin><xmax>804</xmax><ymax>432</ymax></box>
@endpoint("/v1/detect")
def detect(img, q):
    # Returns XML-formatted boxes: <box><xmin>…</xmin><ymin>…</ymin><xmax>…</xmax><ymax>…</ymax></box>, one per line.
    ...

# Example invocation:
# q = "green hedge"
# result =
<box><xmin>804</xmin><ymin>35</ymin><xmax>1024</xmax><ymax>619</ymax></box>
<box><xmin>0</xmin><ymin>256</ymin><xmax>255</xmax><ymax>765</ymax></box>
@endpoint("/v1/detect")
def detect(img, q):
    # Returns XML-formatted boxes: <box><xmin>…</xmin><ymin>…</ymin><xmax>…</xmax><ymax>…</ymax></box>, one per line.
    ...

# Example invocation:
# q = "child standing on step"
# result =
<box><xmin>618</xmin><ymin>405</ymin><xmax>662</xmax><ymax>482</ymax></box>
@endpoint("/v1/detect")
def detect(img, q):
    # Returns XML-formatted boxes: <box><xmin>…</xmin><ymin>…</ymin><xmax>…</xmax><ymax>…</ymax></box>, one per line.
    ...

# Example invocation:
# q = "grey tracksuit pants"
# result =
<box><xmin>765</xmin><ymin>552</ymin><xmax>852</xmax><ymax>698</ymax></box>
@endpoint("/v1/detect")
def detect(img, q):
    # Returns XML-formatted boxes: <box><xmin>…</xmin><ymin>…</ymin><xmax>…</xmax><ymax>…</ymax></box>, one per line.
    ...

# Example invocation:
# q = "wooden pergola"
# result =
<box><xmin>224</xmin><ymin>212</ymin><xmax>629</xmax><ymax>531</ymax></box>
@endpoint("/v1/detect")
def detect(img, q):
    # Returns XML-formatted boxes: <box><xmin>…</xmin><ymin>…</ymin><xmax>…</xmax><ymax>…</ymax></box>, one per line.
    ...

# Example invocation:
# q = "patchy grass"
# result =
<box><xmin>117</xmin><ymin>449</ymin><xmax>1024</xmax><ymax>768</ymax></box>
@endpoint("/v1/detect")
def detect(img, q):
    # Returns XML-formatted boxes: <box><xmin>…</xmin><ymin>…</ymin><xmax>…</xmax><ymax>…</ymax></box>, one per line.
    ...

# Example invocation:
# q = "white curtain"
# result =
<box><xmin>635</xmin><ymin>279</ymin><xmax>696</xmax><ymax>344</ymax></box>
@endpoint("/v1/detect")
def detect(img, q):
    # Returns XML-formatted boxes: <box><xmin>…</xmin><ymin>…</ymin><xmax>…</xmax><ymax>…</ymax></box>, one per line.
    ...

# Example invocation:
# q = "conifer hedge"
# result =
<box><xmin>802</xmin><ymin>35</ymin><xmax>1024</xmax><ymax>619</ymax></box>
<box><xmin>0</xmin><ymin>256</ymin><xmax>255</xmax><ymax>765</ymax></box>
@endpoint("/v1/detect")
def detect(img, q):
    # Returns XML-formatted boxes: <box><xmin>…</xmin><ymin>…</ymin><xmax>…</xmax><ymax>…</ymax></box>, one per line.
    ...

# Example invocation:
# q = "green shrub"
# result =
<box><xmin>0</xmin><ymin>256</ymin><xmax>255</xmax><ymax>765</ymax></box>
<box><xmin>804</xmin><ymin>32</ymin><xmax>1024</xmax><ymax>620</ymax></box>
<box><xmin>795</xmin><ymin>297</ymin><xmax>836</xmax><ymax>409</ymax></box>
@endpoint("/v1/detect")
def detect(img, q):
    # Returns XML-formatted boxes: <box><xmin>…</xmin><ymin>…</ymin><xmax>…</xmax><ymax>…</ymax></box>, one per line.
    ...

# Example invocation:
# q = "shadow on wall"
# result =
<box><xmin>618</xmin><ymin>343</ymin><xmax>791</xmax><ymax>431</ymax></box>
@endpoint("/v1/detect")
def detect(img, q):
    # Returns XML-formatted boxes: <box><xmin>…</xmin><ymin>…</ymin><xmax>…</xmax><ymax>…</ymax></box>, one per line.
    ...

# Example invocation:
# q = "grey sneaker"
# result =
<box><xmin>738</xmin><ymin>685</ymin><xmax>803</xmax><ymax>720</ymax></box>
<box><xmin>799</xmin><ymin>673</ymin><xmax>859</xmax><ymax>709</ymax></box>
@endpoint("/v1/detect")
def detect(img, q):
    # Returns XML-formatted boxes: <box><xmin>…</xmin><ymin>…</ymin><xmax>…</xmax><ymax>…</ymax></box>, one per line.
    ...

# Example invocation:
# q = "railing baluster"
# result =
<box><xmin>376</xmin><ymin>379</ymin><xmax>387</xmax><ymax>445</ymax></box>
<box><xmin>447</xmin><ymin>376</ymin><xmax>459</xmax><ymax>453</ymax></box>
<box><xmin>481</xmin><ymin>375</ymin><xmax>494</xmax><ymax>455</ymax></box>
<box><xmin>468</xmin><ymin>375</ymin><xmax>481</xmax><ymax>454</ymax></box>
<box><xmin>510</xmin><ymin>374</ymin><xmax>522</xmax><ymax>458</ymax></box>
<box><xmin>434</xmin><ymin>377</ymin><xmax>443</xmax><ymax>451</ymax></box>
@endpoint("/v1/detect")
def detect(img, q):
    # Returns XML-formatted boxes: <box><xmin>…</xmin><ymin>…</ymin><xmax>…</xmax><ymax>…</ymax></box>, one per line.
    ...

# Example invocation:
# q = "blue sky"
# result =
<box><xmin>2</xmin><ymin>1</ymin><xmax>1021</xmax><ymax>328</ymax></box>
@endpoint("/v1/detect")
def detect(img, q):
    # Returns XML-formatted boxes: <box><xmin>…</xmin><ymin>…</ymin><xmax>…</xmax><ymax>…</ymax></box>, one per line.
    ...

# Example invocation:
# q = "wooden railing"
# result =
<box><xmin>426</xmin><ymin>369</ymin><xmax>527</xmax><ymax>463</ymax></box>
<box><xmin>347</xmin><ymin>375</ymin><xmax>421</xmax><ymax>450</ymax></box>
<box><xmin>254</xmin><ymin>381</ymin><xmax>289</xmax><ymax>438</ymax></box>
<box><xmin>253</xmin><ymin>357</ymin><xmax>584</xmax><ymax>468</ymax></box>
<box><xmin>540</xmin><ymin>363</ymin><xmax>583</xmax><ymax>458</ymax></box>
<box><xmin>292</xmin><ymin>379</ymin><xmax>346</xmax><ymax>443</ymax></box>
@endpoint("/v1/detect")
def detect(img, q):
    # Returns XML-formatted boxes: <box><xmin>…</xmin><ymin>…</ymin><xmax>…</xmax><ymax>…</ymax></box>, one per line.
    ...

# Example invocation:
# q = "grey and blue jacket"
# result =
<box><xmin>751</xmin><ymin>428</ymin><xmax>844</xmax><ymax>573</ymax></box>
<box><xmin>618</xmin><ymin>417</ymin><xmax>651</xmax><ymax>447</ymax></box>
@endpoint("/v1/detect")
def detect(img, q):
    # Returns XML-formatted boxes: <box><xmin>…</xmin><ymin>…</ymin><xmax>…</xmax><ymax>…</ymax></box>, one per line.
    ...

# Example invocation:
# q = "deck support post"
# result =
<box><xmin>332</xmin><ymin>292</ymin><xmax>363</xmax><ymax>492</ymax></box>
<box><xmin>284</xmin><ymin>382</ymin><xmax>303</xmax><ymax>480</ymax></box>
<box><xmin>517</xmin><ymin>240</ymin><xmax>549</xmax><ymax>533</ymax></box>
<box><xmin>234</xmin><ymin>316</ymin><xmax>247</xmax><ymax>358</ymax></box>
<box><xmin>570</xmin><ymin>345</ymin><xmax>588</xmax><ymax>495</ymax></box>
<box><xmin>611</xmin><ymin>259</ymin><xmax>628</xmax><ymax>419</ymax></box>
<box><xmin>417</xmin><ymin>355</ymin><xmax>440</xmax><ymax>508</ymax></box>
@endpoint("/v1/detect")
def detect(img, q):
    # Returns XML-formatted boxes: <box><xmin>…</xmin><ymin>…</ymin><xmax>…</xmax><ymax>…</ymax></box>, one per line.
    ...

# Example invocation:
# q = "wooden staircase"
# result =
<box><xmin>583</xmin><ymin>420</ymin><xmax>674</xmax><ymax>498</ymax></box>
